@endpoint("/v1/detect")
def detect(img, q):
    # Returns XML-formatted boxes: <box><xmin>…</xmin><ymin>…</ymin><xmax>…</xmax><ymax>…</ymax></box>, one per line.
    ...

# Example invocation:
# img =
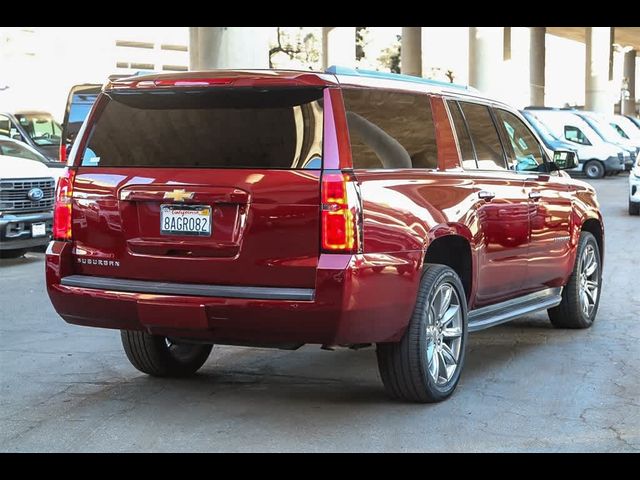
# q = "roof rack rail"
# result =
<box><xmin>325</xmin><ymin>65</ymin><xmax>476</xmax><ymax>92</ymax></box>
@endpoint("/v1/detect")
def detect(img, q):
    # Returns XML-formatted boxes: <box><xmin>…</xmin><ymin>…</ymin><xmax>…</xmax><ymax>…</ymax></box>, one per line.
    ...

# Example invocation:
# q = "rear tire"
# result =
<box><xmin>121</xmin><ymin>330</ymin><xmax>212</xmax><ymax>377</ymax></box>
<box><xmin>584</xmin><ymin>160</ymin><xmax>605</xmax><ymax>179</ymax></box>
<box><xmin>548</xmin><ymin>232</ymin><xmax>601</xmax><ymax>329</ymax></box>
<box><xmin>0</xmin><ymin>249</ymin><xmax>27</xmax><ymax>259</ymax></box>
<box><xmin>376</xmin><ymin>264</ymin><xmax>468</xmax><ymax>403</ymax></box>
<box><xmin>630</xmin><ymin>200</ymin><xmax>640</xmax><ymax>216</ymax></box>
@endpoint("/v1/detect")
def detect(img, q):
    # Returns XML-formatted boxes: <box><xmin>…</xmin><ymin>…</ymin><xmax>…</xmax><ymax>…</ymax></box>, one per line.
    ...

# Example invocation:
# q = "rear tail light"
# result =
<box><xmin>321</xmin><ymin>170</ymin><xmax>360</xmax><ymax>253</ymax></box>
<box><xmin>53</xmin><ymin>169</ymin><xmax>75</xmax><ymax>241</ymax></box>
<box><xmin>59</xmin><ymin>143</ymin><xmax>67</xmax><ymax>163</ymax></box>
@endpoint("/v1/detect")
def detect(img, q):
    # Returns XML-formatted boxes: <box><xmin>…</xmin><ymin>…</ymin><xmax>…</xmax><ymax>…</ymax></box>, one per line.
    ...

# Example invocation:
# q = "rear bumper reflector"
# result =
<box><xmin>60</xmin><ymin>275</ymin><xmax>315</xmax><ymax>301</ymax></box>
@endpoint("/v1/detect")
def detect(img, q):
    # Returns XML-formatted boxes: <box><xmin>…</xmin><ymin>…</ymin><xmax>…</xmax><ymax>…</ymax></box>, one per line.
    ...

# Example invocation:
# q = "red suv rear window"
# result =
<box><xmin>80</xmin><ymin>88</ymin><xmax>324</xmax><ymax>169</ymax></box>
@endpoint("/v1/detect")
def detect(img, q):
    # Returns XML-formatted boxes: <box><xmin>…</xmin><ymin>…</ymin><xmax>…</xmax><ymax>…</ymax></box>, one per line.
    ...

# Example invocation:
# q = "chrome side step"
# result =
<box><xmin>468</xmin><ymin>287</ymin><xmax>562</xmax><ymax>332</ymax></box>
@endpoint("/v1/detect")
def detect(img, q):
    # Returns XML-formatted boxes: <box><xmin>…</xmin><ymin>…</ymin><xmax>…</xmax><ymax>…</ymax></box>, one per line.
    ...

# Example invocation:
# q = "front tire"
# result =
<box><xmin>584</xmin><ymin>160</ymin><xmax>605</xmax><ymax>179</ymax></box>
<box><xmin>121</xmin><ymin>330</ymin><xmax>213</xmax><ymax>377</ymax></box>
<box><xmin>376</xmin><ymin>264</ymin><xmax>468</xmax><ymax>403</ymax></box>
<box><xmin>630</xmin><ymin>200</ymin><xmax>640</xmax><ymax>216</ymax></box>
<box><xmin>548</xmin><ymin>232</ymin><xmax>601</xmax><ymax>329</ymax></box>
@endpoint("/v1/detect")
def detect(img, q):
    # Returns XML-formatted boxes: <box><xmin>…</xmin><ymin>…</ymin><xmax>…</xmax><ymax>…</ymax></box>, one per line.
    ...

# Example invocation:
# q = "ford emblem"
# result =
<box><xmin>27</xmin><ymin>187</ymin><xmax>44</xmax><ymax>201</ymax></box>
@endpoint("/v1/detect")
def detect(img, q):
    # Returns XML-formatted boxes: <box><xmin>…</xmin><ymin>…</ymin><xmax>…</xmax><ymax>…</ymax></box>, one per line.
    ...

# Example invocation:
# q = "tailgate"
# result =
<box><xmin>70</xmin><ymin>87</ymin><xmax>325</xmax><ymax>289</ymax></box>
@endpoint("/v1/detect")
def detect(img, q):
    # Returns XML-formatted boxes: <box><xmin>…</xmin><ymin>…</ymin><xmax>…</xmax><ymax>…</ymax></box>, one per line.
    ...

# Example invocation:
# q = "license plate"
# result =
<box><xmin>160</xmin><ymin>205</ymin><xmax>212</xmax><ymax>236</ymax></box>
<box><xmin>32</xmin><ymin>222</ymin><xmax>46</xmax><ymax>237</ymax></box>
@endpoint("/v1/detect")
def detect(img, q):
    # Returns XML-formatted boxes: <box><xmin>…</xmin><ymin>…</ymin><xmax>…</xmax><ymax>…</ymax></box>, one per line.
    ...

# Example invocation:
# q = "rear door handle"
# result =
<box><xmin>529</xmin><ymin>191</ymin><xmax>542</xmax><ymax>201</ymax></box>
<box><xmin>478</xmin><ymin>191</ymin><xmax>496</xmax><ymax>201</ymax></box>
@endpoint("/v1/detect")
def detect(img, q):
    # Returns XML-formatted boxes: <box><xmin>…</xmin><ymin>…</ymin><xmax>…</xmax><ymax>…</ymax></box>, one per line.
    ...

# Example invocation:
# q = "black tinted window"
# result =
<box><xmin>447</xmin><ymin>101</ymin><xmax>477</xmax><ymax>169</ymax></box>
<box><xmin>342</xmin><ymin>88</ymin><xmax>438</xmax><ymax>169</ymax></box>
<box><xmin>82</xmin><ymin>88</ymin><xmax>324</xmax><ymax>169</ymax></box>
<box><xmin>459</xmin><ymin>102</ymin><xmax>506</xmax><ymax>171</ymax></box>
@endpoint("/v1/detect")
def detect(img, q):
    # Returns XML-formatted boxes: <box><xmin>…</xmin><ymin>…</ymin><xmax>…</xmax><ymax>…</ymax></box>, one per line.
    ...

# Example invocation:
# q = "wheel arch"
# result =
<box><xmin>581</xmin><ymin>217</ymin><xmax>604</xmax><ymax>263</ymax></box>
<box><xmin>423</xmin><ymin>230</ymin><xmax>474</xmax><ymax>305</ymax></box>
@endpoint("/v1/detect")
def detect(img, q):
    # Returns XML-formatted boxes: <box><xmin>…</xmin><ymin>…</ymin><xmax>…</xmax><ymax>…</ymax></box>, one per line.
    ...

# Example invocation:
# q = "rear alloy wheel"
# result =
<box><xmin>548</xmin><ymin>232</ymin><xmax>601</xmax><ymax>329</ymax></box>
<box><xmin>376</xmin><ymin>264</ymin><xmax>468</xmax><ymax>403</ymax></box>
<box><xmin>121</xmin><ymin>330</ymin><xmax>212</xmax><ymax>377</ymax></box>
<box><xmin>630</xmin><ymin>200</ymin><xmax>640</xmax><ymax>216</ymax></box>
<box><xmin>584</xmin><ymin>160</ymin><xmax>605</xmax><ymax>179</ymax></box>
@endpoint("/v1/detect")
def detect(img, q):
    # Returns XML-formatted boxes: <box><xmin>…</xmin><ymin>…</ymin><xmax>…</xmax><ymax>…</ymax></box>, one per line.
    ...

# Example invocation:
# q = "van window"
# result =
<box><xmin>459</xmin><ymin>102</ymin><xmax>506</xmax><ymax>170</ymax></box>
<box><xmin>495</xmin><ymin>109</ymin><xmax>545</xmax><ymax>172</ymax></box>
<box><xmin>342</xmin><ymin>88</ymin><xmax>438</xmax><ymax>169</ymax></box>
<box><xmin>564</xmin><ymin>125</ymin><xmax>591</xmax><ymax>145</ymax></box>
<box><xmin>610</xmin><ymin>122</ymin><xmax>629</xmax><ymax>139</ymax></box>
<box><xmin>81</xmin><ymin>88</ymin><xmax>324</xmax><ymax>169</ymax></box>
<box><xmin>447</xmin><ymin>100</ymin><xmax>477</xmax><ymax>169</ymax></box>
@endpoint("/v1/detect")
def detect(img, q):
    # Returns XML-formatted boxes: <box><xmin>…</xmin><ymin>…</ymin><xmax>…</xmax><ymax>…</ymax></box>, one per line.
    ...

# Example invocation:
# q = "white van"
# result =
<box><xmin>572</xmin><ymin>111</ymin><xmax>638</xmax><ymax>170</ymax></box>
<box><xmin>525</xmin><ymin>109</ymin><xmax>628</xmax><ymax>179</ymax></box>
<box><xmin>608</xmin><ymin>114</ymin><xmax>640</xmax><ymax>145</ymax></box>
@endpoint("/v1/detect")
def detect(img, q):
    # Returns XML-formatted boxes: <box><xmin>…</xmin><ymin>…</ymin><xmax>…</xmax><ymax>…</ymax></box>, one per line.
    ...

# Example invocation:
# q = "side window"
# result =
<box><xmin>342</xmin><ymin>88</ymin><xmax>438</xmax><ymax>169</ymax></box>
<box><xmin>459</xmin><ymin>102</ymin><xmax>506</xmax><ymax>170</ymax></box>
<box><xmin>0</xmin><ymin>115</ymin><xmax>11</xmax><ymax>137</ymax></box>
<box><xmin>496</xmin><ymin>109</ymin><xmax>545</xmax><ymax>172</ymax></box>
<box><xmin>610</xmin><ymin>122</ymin><xmax>629</xmax><ymax>139</ymax></box>
<box><xmin>447</xmin><ymin>100</ymin><xmax>477</xmax><ymax>169</ymax></box>
<box><xmin>564</xmin><ymin>126</ymin><xmax>591</xmax><ymax>145</ymax></box>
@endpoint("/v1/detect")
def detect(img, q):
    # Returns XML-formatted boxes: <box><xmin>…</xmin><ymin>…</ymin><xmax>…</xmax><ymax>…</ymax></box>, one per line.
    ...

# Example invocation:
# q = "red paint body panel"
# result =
<box><xmin>46</xmin><ymin>71</ymin><xmax>604</xmax><ymax>346</ymax></box>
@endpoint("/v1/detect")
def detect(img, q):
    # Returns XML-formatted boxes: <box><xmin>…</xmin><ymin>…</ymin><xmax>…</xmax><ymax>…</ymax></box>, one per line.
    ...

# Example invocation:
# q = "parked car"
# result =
<box><xmin>0</xmin><ymin>111</ymin><xmax>62</xmax><ymax>162</ymax></box>
<box><xmin>630</xmin><ymin>156</ymin><xmax>640</xmax><ymax>215</ymax></box>
<box><xmin>570</xmin><ymin>110</ymin><xmax>638</xmax><ymax>170</ymax></box>
<box><xmin>520</xmin><ymin>109</ymin><xmax>580</xmax><ymax>172</ymax></box>
<box><xmin>524</xmin><ymin>108</ymin><xmax>627</xmax><ymax>178</ymax></box>
<box><xmin>0</xmin><ymin>154</ymin><xmax>55</xmax><ymax>258</ymax></box>
<box><xmin>608</xmin><ymin>114</ymin><xmax>640</xmax><ymax>143</ymax></box>
<box><xmin>46</xmin><ymin>68</ymin><xmax>604</xmax><ymax>403</ymax></box>
<box><xmin>59</xmin><ymin>84</ymin><xmax>102</xmax><ymax>163</ymax></box>
<box><xmin>0</xmin><ymin>137</ymin><xmax>66</xmax><ymax>180</ymax></box>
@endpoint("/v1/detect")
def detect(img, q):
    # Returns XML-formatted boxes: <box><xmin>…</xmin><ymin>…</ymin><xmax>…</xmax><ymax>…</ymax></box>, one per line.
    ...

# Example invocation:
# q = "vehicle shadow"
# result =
<box><xmin>0</xmin><ymin>253</ymin><xmax>43</xmax><ymax>267</ymax></box>
<box><xmin>91</xmin><ymin>314</ymin><xmax>558</xmax><ymax>408</ymax></box>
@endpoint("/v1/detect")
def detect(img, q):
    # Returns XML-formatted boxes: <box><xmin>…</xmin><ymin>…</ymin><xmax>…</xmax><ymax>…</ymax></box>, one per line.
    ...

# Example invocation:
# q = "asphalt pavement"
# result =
<box><xmin>0</xmin><ymin>174</ymin><xmax>638</xmax><ymax>452</ymax></box>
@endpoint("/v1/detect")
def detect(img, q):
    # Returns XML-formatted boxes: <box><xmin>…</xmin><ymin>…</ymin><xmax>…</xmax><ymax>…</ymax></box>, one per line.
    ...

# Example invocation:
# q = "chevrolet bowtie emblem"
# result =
<box><xmin>163</xmin><ymin>189</ymin><xmax>194</xmax><ymax>202</ymax></box>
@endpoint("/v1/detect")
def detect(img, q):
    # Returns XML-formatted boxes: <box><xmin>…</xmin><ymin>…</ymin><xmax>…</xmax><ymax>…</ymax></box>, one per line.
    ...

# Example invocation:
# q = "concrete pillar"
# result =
<box><xmin>188</xmin><ymin>27</ymin><xmax>270</xmax><ymax>70</ymax></box>
<box><xmin>529</xmin><ymin>27</ymin><xmax>546</xmax><ymax>107</ymax></box>
<box><xmin>585</xmin><ymin>27</ymin><xmax>613</xmax><ymax>114</ymax></box>
<box><xmin>401</xmin><ymin>27</ymin><xmax>422</xmax><ymax>77</ymax></box>
<box><xmin>622</xmin><ymin>49</ymin><xmax>637</xmax><ymax>115</ymax></box>
<box><xmin>322</xmin><ymin>27</ymin><xmax>356</xmax><ymax>70</ymax></box>
<box><xmin>468</xmin><ymin>27</ymin><xmax>504</xmax><ymax>96</ymax></box>
<box><xmin>189</xmin><ymin>27</ymin><xmax>199</xmax><ymax>70</ymax></box>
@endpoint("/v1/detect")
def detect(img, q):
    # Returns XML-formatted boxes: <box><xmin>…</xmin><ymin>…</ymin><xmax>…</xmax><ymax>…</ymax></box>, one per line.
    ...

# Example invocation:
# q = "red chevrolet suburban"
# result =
<box><xmin>46</xmin><ymin>67</ymin><xmax>604</xmax><ymax>403</ymax></box>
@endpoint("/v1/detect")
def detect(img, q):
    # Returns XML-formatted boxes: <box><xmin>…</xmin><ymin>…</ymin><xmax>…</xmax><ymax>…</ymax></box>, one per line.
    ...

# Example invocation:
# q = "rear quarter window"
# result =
<box><xmin>342</xmin><ymin>88</ymin><xmax>438</xmax><ymax>170</ymax></box>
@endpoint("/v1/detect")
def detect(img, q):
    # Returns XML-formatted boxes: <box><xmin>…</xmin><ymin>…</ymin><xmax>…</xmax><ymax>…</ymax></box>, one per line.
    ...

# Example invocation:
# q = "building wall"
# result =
<box><xmin>0</xmin><ymin>27</ymin><xmax>189</xmax><ymax>121</ymax></box>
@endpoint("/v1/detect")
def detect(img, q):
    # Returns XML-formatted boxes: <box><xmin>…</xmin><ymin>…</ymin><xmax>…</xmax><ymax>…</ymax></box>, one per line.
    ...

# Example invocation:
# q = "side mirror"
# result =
<box><xmin>12</xmin><ymin>134</ymin><xmax>22</xmax><ymax>141</ymax></box>
<box><xmin>551</xmin><ymin>150</ymin><xmax>578</xmax><ymax>170</ymax></box>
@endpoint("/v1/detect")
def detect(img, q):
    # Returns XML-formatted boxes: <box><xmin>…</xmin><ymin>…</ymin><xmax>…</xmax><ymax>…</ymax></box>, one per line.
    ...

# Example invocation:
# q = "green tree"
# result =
<box><xmin>378</xmin><ymin>34</ymin><xmax>401</xmax><ymax>73</ymax></box>
<box><xmin>356</xmin><ymin>27</ymin><xmax>369</xmax><ymax>62</ymax></box>
<box><xmin>269</xmin><ymin>27</ymin><xmax>320</xmax><ymax>70</ymax></box>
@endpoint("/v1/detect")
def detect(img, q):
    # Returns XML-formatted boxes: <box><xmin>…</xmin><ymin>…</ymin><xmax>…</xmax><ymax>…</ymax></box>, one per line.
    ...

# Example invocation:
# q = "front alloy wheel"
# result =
<box><xmin>426</xmin><ymin>283</ymin><xmax>463</xmax><ymax>386</ymax></box>
<box><xmin>548</xmin><ymin>231</ymin><xmax>601</xmax><ymax>329</ymax></box>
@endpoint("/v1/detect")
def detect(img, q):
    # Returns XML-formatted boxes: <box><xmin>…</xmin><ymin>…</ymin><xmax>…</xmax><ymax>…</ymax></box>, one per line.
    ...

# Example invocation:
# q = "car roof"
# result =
<box><xmin>105</xmin><ymin>66</ymin><xmax>508</xmax><ymax>107</ymax></box>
